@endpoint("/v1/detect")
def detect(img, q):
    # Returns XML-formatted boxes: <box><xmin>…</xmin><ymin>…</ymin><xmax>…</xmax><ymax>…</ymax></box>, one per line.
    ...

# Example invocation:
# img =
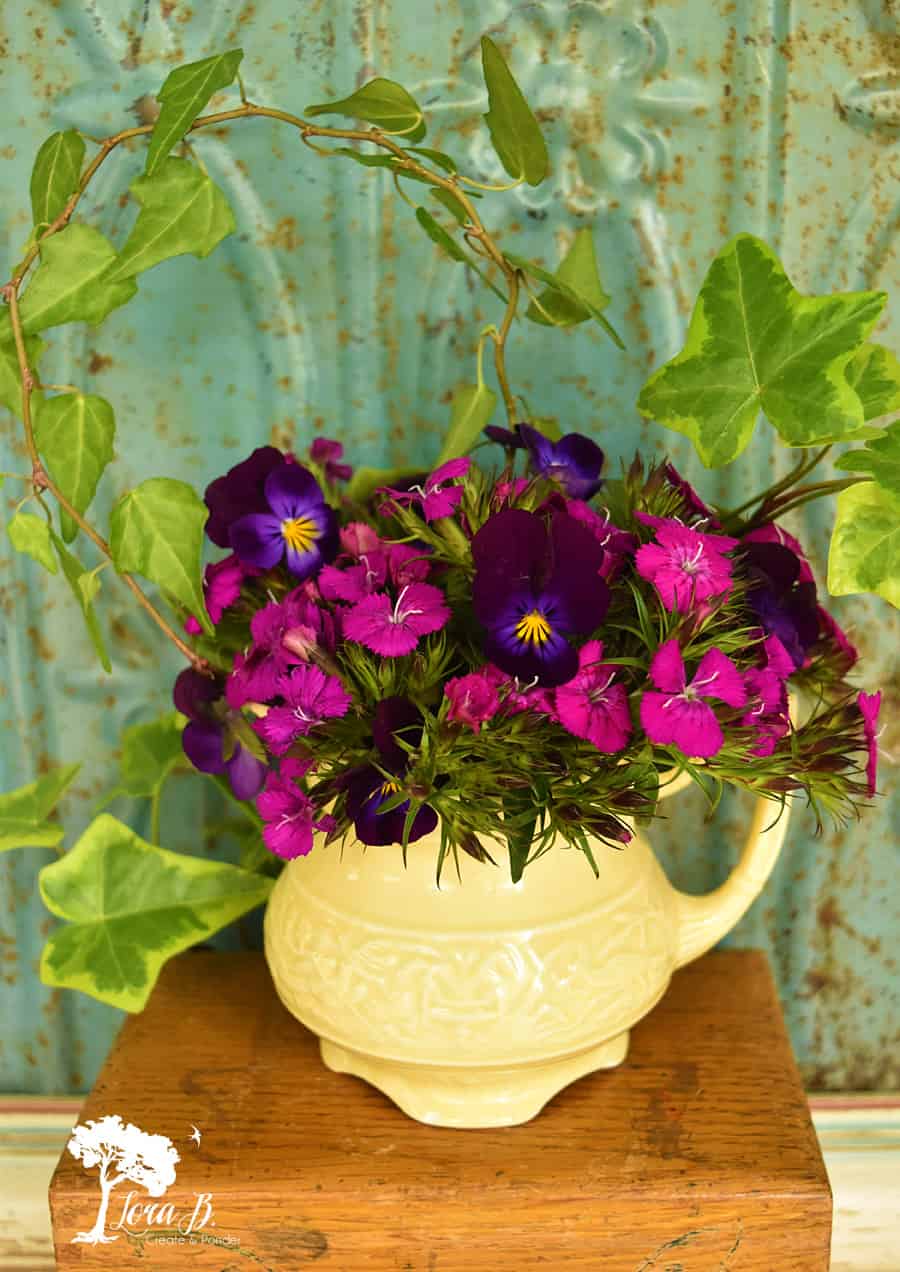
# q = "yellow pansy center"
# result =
<box><xmin>514</xmin><ymin>610</ymin><xmax>552</xmax><ymax>646</ymax></box>
<box><xmin>280</xmin><ymin>516</ymin><xmax>317</xmax><ymax>553</ymax></box>
<box><xmin>380</xmin><ymin>779</ymin><xmax>401</xmax><ymax>797</ymax></box>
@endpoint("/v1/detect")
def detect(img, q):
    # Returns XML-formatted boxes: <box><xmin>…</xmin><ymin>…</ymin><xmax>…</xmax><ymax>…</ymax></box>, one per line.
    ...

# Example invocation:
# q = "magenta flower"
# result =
<box><xmin>185</xmin><ymin>553</ymin><xmax>258</xmax><ymax>635</ymax></box>
<box><xmin>635</xmin><ymin>516</ymin><xmax>738</xmax><ymax>611</ymax></box>
<box><xmin>817</xmin><ymin>605</ymin><xmax>858</xmax><ymax>670</ymax></box>
<box><xmin>555</xmin><ymin>640</ymin><xmax>632</xmax><ymax>753</ymax></box>
<box><xmin>344</xmin><ymin>582</ymin><xmax>450</xmax><ymax>657</ymax></box>
<box><xmin>444</xmin><ymin>670</ymin><xmax>502</xmax><ymax>732</ymax></box>
<box><xmin>257</xmin><ymin>758</ymin><xmax>336</xmax><ymax>859</ymax></box>
<box><xmin>489</xmin><ymin>666</ymin><xmax>556</xmax><ymax>717</ymax></box>
<box><xmin>340</xmin><ymin>521</ymin><xmax>382</xmax><ymax>557</ymax></box>
<box><xmin>309</xmin><ymin>437</ymin><xmax>352</xmax><ymax>484</ymax></box>
<box><xmin>319</xmin><ymin>541</ymin><xmax>430</xmax><ymax>605</ymax></box>
<box><xmin>858</xmin><ymin>691</ymin><xmax>882</xmax><ymax>797</ymax></box>
<box><xmin>741</xmin><ymin>637</ymin><xmax>792</xmax><ymax>757</ymax></box>
<box><xmin>382</xmin><ymin>458</ymin><xmax>470</xmax><ymax>522</ymax></box>
<box><xmin>743</xmin><ymin>524</ymin><xmax>814</xmax><ymax>584</ymax></box>
<box><xmin>492</xmin><ymin>477</ymin><xmax>531</xmax><ymax>506</ymax></box>
<box><xmin>230</xmin><ymin>461</ymin><xmax>338</xmax><ymax>579</ymax></box>
<box><xmin>226</xmin><ymin>589</ymin><xmax>337</xmax><ymax>709</ymax></box>
<box><xmin>640</xmin><ymin>640</ymin><xmax>747</xmax><ymax>759</ymax></box>
<box><xmin>663</xmin><ymin>463</ymin><xmax>721</xmax><ymax>528</ymax></box>
<box><xmin>565</xmin><ymin>500</ymin><xmax>637</xmax><ymax>580</ymax></box>
<box><xmin>254</xmin><ymin>665</ymin><xmax>352</xmax><ymax>755</ymax></box>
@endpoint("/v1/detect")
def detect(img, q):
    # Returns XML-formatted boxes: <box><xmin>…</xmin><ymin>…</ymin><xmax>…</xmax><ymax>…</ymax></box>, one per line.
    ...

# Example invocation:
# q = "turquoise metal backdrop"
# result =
<box><xmin>0</xmin><ymin>0</ymin><xmax>897</xmax><ymax>1093</ymax></box>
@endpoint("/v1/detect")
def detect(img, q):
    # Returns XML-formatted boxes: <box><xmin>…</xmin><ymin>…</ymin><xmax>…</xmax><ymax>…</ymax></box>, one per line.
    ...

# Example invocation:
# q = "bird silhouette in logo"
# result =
<box><xmin>189</xmin><ymin>1125</ymin><xmax>202</xmax><ymax>1148</ymax></box>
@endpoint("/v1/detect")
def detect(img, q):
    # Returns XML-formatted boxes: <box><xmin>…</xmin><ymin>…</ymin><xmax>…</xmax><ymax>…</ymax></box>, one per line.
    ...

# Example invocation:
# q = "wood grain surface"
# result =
<box><xmin>49</xmin><ymin>950</ymin><xmax>832</xmax><ymax>1270</ymax></box>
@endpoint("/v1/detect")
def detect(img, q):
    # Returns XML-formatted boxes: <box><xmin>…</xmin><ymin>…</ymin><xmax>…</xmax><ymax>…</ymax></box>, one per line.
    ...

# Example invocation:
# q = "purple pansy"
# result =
<box><xmin>640</xmin><ymin>640</ymin><xmax>747</xmax><ymax>759</ymax></box>
<box><xmin>444</xmin><ymin>670</ymin><xmax>502</xmax><ymax>732</ymax></box>
<box><xmin>564</xmin><ymin>500</ymin><xmax>637</xmax><ymax>580</ymax></box>
<box><xmin>740</xmin><ymin>538</ymin><xmax>819</xmax><ymax>669</ymax></box>
<box><xmin>382</xmin><ymin>458</ymin><xmax>470</xmax><ymax>522</ymax></box>
<box><xmin>229</xmin><ymin>461</ymin><xmax>338</xmax><ymax>579</ymax></box>
<box><xmin>635</xmin><ymin>516</ymin><xmax>738</xmax><ymax>611</ymax></box>
<box><xmin>309</xmin><ymin>437</ymin><xmax>352</xmax><ymax>484</ymax></box>
<box><xmin>254</xmin><ymin>664</ymin><xmax>352</xmax><ymax>755</ymax></box>
<box><xmin>743</xmin><ymin>524</ymin><xmax>814</xmax><ymax>584</ymax></box>
<box><xmin>471</xmin><ymin>508</ymin><xmax>609</xmax><ymax>688</ymax></box>
<box><xmin>343</xmin><ymin>582</ymin><xmax>450</xmax><ymax>657</ymax></box>
<box><xmin>518</xmin><ymin>425</ymin><xmax>605</xmax><ymax>500</ymax></box>
<box><xmin>345</xmin><ymin>698</ymin><xmax>438</xmax><ymax>846</ymax></box>
<box><xmin>174</xmin><ymin>668</ymin><xmax>267</xmax><ymax>800</ymax></box>
<box><xmin>257</xmin><ymin>757</ymin><xmax>336</xmax><ymax>859</ymax></box>
<box><xmin>204</xmin><ymin>446</ymin><xmax>286</xmax><ymax>549</ymax></box>
<box><xmin>226</xmin><ymin>589</ymin><xmax>338</xmax><ymax>709</ymax></box>
<box><xmin>858</xmin><ymin>691</ymin><xmax>882</xmax><ymax>797</ymax></box>
<box><xmin>555</xmin><ymin>640</ymin><xmax>632</xmax><ymax>753</ymax></box>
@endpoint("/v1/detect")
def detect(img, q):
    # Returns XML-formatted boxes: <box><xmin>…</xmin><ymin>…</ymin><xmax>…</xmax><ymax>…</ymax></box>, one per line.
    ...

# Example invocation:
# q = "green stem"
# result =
<box><xmin>723</xmin><ymin>444</ymin><xmax>832</xmax><ymax>523</ymax></box>
<box><xmin>150</xmin><ymin>787</ymin><xmax>162</xmax><ymax>846</ymax></box>
<box><xmin>746</xmin><ymin>476</ymin><xmax>866</xmax><ymax>526</ymax></box>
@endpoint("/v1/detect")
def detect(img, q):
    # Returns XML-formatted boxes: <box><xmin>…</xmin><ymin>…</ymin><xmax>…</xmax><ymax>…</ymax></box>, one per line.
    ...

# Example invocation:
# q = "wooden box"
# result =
<box><xmin>49</xmin><ymin>949</ymin><xmax>831</xmax><ymax>1270</ymax></box>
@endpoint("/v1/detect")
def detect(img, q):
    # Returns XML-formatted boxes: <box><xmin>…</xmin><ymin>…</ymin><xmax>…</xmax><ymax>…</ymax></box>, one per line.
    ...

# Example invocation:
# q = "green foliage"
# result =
<box><xmin>7</xmin><ymin>511</ymin><xmax>57</xmax><ymax>573</ymax></box>
<box><xmin>16</xmin><ymin>225</ymin><xmax>137</xmax><ymax>334</ymax></box>
<box><xmin>109</xmin><ymin>478</ymin><xmax>212</xmax><ymax>635</ymax></box>
<box><xmin>637</xmin><ymin>234</ymin><xmax>887</xmax><ymax>467</ymax></box>
<box><xmin>413</xmin><ymin>206</ymin><xmax>505</xmax><ymax>300</ymax></box>
<box><xmin>524</xmin><ymin>228</ymin><xmax>610</xmax><ymax>327</ymax></box>
<box><xmin>101</xmin><ymin>714</ymin><xmax>185</xmax><ymax>809</ymax></box>
<box><xmin>347</xmin><ymin>465</ymin><xmax>421</xmax><ymax>502</ymax></box>
<box><xmin>0</xmin><ymin>764</ymin><xmax>80</xmax><ymax>853</ymax></box>
<box><xmin>39</xmin><ymin>814</ymin><xmax>272</xmax><ymax>1010</ymax></box>
<box><xmin>111</xmin><ymin>158</ymin><xmax>236</xmax><ymax>279</ymax></box>
<box><xmin>845</xmin><ymin>343</ymin><xmax>900</xmax><ymax>423</ymax></box>
<box><xmin>827</xmin><ymin>480</ymin><xmax>900</xmax><ymax>608</ymax></box>
<box><xmin>33</xmin><ymin>392</ymin><xmax>115</xmax><ymax>542</ymax></box>
<box><xmin>836</xmin><ymin>420</ymin><xmax>900</xmax><ymax>496</ymax></box>
<box><xmin>145</xmin><ymin>49</ymin><xmax>244</xmax><ymax>176</ymax></box>
<box><xmin>306</xmin><ymin>78</ymin><xmax>426</xmax><ymax>142</ymax></box>
<box><xmin>408</xmin><ymin>146</ymin><xmax>458</xmax><ymax>174</ymax></box>
<box><xmin>507</xmin><ymin>250</ymin><xmax>624</xmax><ymax>348</ymax></box>
<box><xmin>480</xmin><ymin>36</ymin><xmax>548</xmax><ymax>187</ymax></box>
<box><xmin>29</xmin><ymin>130</ymin><xmax>85</xmax><ymax>228</ymax></box>
<box><xmin>428</xmin><ymin>187</ymin><xmax>469</xmax><ymax>224</ymax></box>
<box><xmin>436</xmin><ymin>381</ymin><xmax>498</xmax><ymax>464</ymax></box>
<box><xmin>0</xmin><ymin>336</ymin><xmax>43</xmax><ymax>418</ymax></box>
<box><xmin>50</xmin><ymin>531</ymin><xmax>111</xmax><ymax>672</ymax></box>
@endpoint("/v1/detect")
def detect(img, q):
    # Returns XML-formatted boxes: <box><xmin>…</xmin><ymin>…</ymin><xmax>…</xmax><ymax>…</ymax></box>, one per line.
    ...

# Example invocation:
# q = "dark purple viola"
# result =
<box><xmin>471</xmin><ymin>507</ymin><xmax>609</xmax><ymax>688</ymax></box>
<box><xmin>484</xmin><ymin>423</ymin><xmax>526</xmax><ymax>449</ymax></box>
<box><xmin>309</xmin><ymin>437</ymin><xmax>353</xmax><ymax>484</ymax></box>
<box><xmin>174</xmin><ymin>668</ymin><xmax>267</xmax><ymax>800</ymax></box>
<box><xmin>740</xmin><ymin>540</ymin><xmax>820</xmax><ymax>669</ymax></box>
<box><xmin>204</xmin><ymin>446</ymin><xmax>285</xmax><ymax>549</ymax></box>
<box><xmin>518</xmin><ymin>425</ymin><xmax>605</xmax><ymax>500</ymax></box>
<box><xmin>345</xmin><ymin>698</ymin><xmax>438</xmax><ymax>847</ymax></box>
<box><xmin>229</xmin><ymin>461</ymin><xmax>338</xmax><ymax>579</ymax></box>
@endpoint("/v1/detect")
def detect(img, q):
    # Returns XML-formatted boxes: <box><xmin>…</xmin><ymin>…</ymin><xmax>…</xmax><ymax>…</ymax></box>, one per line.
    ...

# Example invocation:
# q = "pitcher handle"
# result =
<box><xmin>672</xmin><ymin>795</ymin><xmax>791</xmax><ymax>969</ymax></box>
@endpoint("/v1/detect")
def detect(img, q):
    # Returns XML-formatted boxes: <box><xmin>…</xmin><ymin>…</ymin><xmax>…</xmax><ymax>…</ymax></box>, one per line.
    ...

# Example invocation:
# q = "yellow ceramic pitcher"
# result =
<box><xmin>264</xmin><ymin>777</ymin><xmax>790</xmax><ymax>1128</ymax></box>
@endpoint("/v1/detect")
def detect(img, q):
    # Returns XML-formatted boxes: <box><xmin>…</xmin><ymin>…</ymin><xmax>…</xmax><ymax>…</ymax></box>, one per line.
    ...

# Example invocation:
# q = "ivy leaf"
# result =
<box><xmin>480</xmin><ymin>35</ymin><xmax>548</xmax><ymax>187</ymax></box>
<box><xmin>7</xmin><ymin>512</ymin><xmax>57</xmax><ymax>574</ymax></box>
<box><xmin>109</xmin><ymin>478</ymin><xmax>212</xmax><ymax>635</ymax></box>
<box><xmin>17</xmin><ymin>225</ymin><xmax>138</xmax><ymax>334</ymax></box>
<box><xmin>0</xmin><ymin>764</ymin><xmax>80</xmax><ymax>853</ymax></box>
<box><xmin>0</xmin><ymin>335</ymin><xmax>43</xmax><ymax>418</ymax></box>
<box><xmin>39</xmin><ymin>813</ymin><xmax>272</xmax><ymax>1010</ymax></box>
<box><xmin>436</xmin><ymin>381</ymin><xmax>498</xmax><ymax>465</ymax></box>
<box><xmin>145</xmin><ymin>49</ymin><xmax>244</xmax><ymax>176</ymax></box>
<box><xmin>120</xmin><ymin>714</ymin><xmax>186</xmax><ymax>798</ymax></box>
<box><xmin>111</xmin><ymin>158</ymin><xmax>235</xmax><ymax>280</ymax></box>
<box><xmin>329</xmin><ymin>147</ymin><xmax>398</xmax><ymax>170</ymax></box>
<box><xmin>414</xmin><ymin>207</ymin><xmax>506</xmax><ymax>301</ymax></box>
<box><xmin>845</xmin><ymin>342</ymin><xmax>900</xmax><ymax>422</ymax></box>
<box><xmin>306</xmin><ymin>79</ymin><xmax>426</xmax><ymax>143</ymax></box>
<box><xmin>827</xmin><ymin>480</ymin><xmax>900</xmax><ymax>608</ymax></box>
<box><xmin>407</xmin><ymin>146</ymin><xmax>458</xmax><ymax>173</ymax></box>
<box><xmin>33</xmin><ymin>392</ymin><xmax>115</xmax><ymax>542</ymax></box>
<box><xmin>347</xmin><ymin>464</ymin><xmax>420</xmax><ymax>502</ymax></box>
<box><xmin>428</xmin><ymin>187</ymin><xmax>471</xmax><ymax>225</ymax></box>
<box><xmin>507</xmin><ymin>250</ymin><xmax>624</xmax><ymax>348</ymax></box>
<box><xmin>50</xmin><ymin>531</ymin><xmax>111</xmax><ymax>672</ymax></box>
<box><xmin>525</xmin><ymin>228</ymin><xmax>611</xmax><ymax>327</ymax></box>
<box><xmin>30</xmin><ymin>130</ymin><xmax>85</xmax><ymax>228</ymax></box>
<box><xmin>836</xmin><ymin>420</ymin><xmax>900</xmax><ymax>496</ymax></box>
<box><xmin>637</xmin><ymin>234</ymin><xmax>887</xmax><ymax>467</ymax></box>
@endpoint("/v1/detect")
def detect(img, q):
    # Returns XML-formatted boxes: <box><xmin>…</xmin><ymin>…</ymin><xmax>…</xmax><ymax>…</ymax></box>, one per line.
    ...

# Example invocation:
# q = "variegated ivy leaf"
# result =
<box><xmin>33</xmin><ymin>392</ymin><xmax>115</xmax><ymax>542</ymax></box>
<box><xmin>836</xmin><ymin>420</ymin><xmax>900</xmax><ymax>496</ymax></box>
<box><xmin>0</xmin><ymin>763</ymin><xmax>80</xmax><ymax>853</ymax></box>
<box><xmin>480</xmin><ymin>36</ymin><xmax>548</xmax><ymax>187</ymax></box>
<box><xmin>110</xmin><ymin>158</ymin><xmax>235</xmax><ymax>280</ymax></box>
<box><xmin>437</xmin><ymin>381</ymin><xmax>498</xmax><ymax>465</ymax></box>
<box><xmin>39</xmin><ymin>814</ymin><xmax>272</xmax><ymax>1010</ymax></box>
<box><xmin>637</xmin><ymin>234</ymin><xmax>887</xmax><ymax>467</ymax></box>
<box><xmin>827</xmin><ymin>480</ymin><xmax>900</xmax><ymax>609</ymax></box>
<box><xmin>29</xmin><ymin>130</ymin><xmax>85</xmax><ymax>228</ymax></box>
<box><xmin>16</xmin><ymin>225</ymin><xmax>137</xmax><ymax>334</ymax></box>
<box><xmin>306</xmin><ymin>78</ymin><xmax>426</xmax><ymax>142</ymax></box>
<box><xmin>50</xmin><ymin>531</ymin><xmax>111</xmax><ymax>673</ymax></box>
<box><xmin>845</xmin><ymin>342</ymin><xmax>900</xmax><ymax>423</ymax></box>
<box><xmin>109</xmin><ymin>478</ymin><xmax>212</xmax><ymax>636</ymax></box>
<box><xmin>145</xmin><ymin>49</ymin><xmax>244</xmax><ymax>176</ymax></box>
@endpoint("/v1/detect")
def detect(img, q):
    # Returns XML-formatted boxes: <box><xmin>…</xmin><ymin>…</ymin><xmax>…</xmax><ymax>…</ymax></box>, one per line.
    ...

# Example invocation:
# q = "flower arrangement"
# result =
<box><xmin>0</xmin><ymin>40</ymin><xmax>894</xmax><ymax>1011</ymax></box>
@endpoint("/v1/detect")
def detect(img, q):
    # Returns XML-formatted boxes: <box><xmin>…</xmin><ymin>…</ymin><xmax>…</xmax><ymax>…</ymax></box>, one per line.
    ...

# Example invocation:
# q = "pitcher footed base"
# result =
<box><xmin>319</xmin><ymin>1032</ymin><xmax>630</xmax><ymax>1129</ymax></box>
